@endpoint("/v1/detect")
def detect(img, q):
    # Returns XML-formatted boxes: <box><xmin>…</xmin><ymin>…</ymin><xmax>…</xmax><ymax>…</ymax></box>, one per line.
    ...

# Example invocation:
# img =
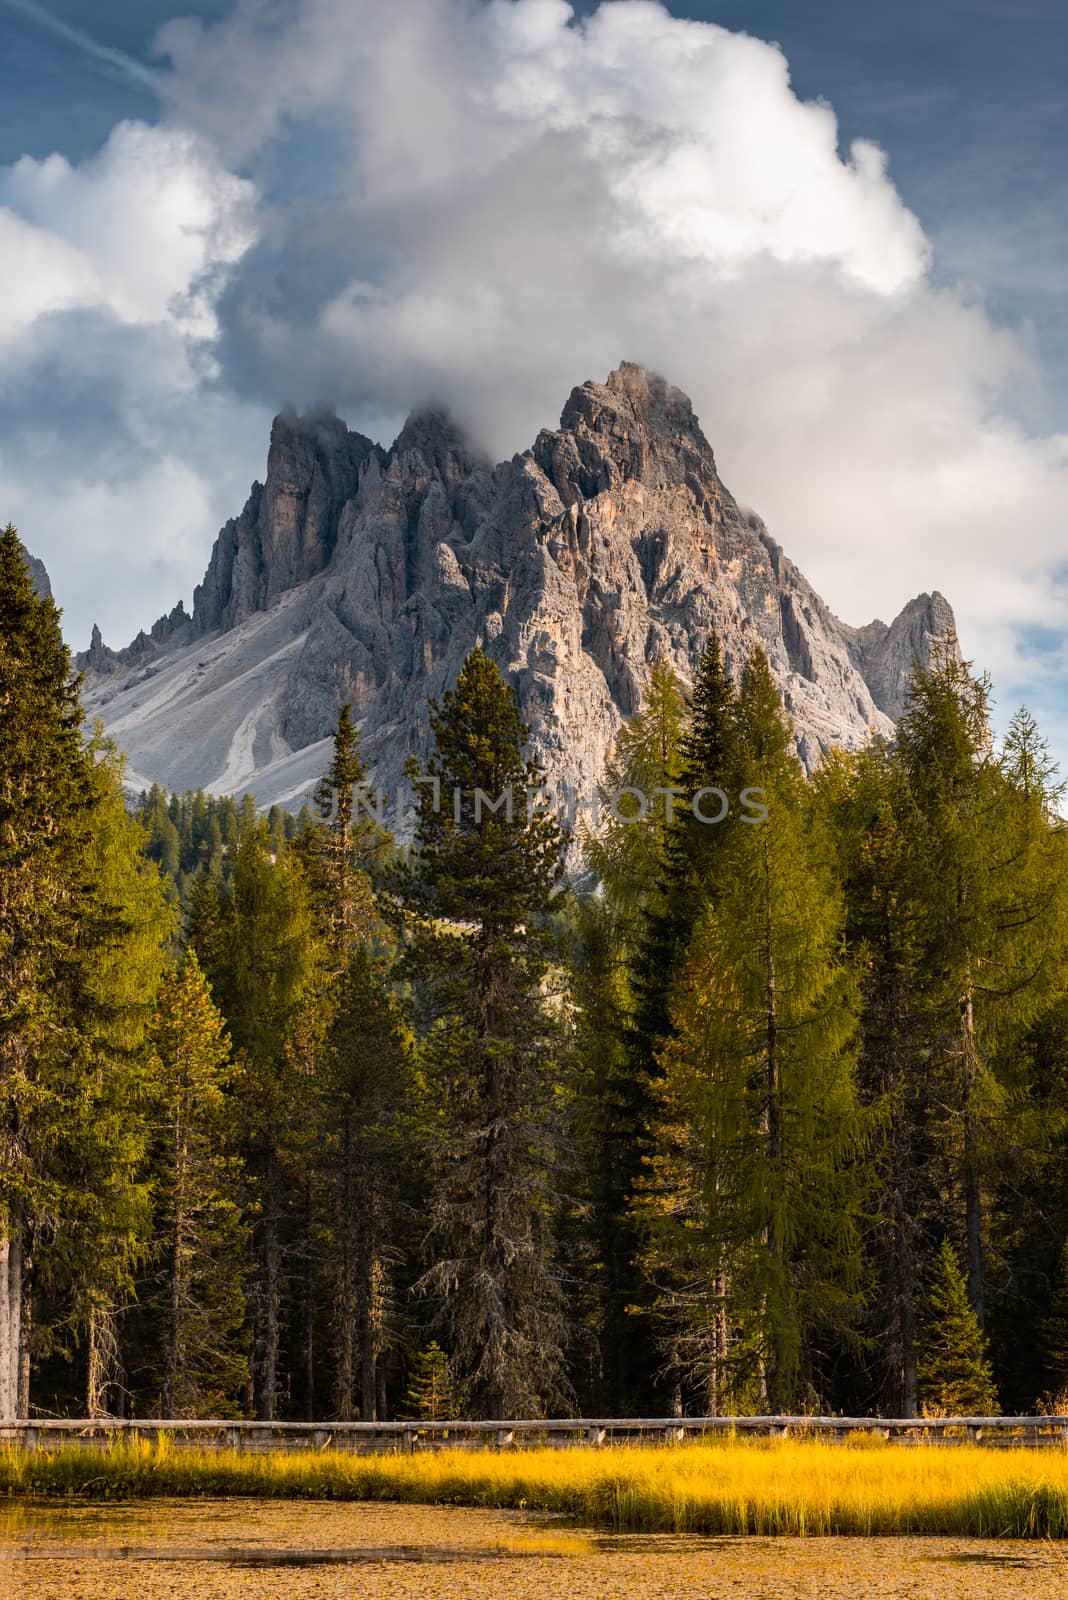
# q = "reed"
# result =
<box><xmin>4</xmin><ymin>1434</ymin><xmax>1068</xmax><ymax>1538</ymax></box>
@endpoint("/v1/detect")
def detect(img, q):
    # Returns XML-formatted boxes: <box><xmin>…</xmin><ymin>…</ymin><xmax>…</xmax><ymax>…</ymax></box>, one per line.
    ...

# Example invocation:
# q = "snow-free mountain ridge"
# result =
<box><xmin>79</xmin><ymin>364</ymin><xmax>958</xmax><ymax>815</ymax></box>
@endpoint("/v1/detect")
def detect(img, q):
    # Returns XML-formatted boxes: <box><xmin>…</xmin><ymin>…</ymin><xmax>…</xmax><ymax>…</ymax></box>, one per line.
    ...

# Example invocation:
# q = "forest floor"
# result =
<box><xmin>2</xmin><ymin>1499</ymin><xmax>1067</xmax><ymax>1600</ymax></box>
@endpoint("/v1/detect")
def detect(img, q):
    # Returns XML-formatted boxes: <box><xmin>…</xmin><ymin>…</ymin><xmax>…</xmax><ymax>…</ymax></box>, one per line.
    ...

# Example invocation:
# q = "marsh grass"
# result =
<box><xmin>3</xmin><ymin>1434</ymin><xmax>1068</xmax><ymax>1538</ymax></box>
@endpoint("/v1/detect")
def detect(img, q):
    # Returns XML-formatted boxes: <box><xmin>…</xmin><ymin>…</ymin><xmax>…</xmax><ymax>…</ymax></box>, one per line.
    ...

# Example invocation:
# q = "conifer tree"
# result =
<box><xmin>0</xmin><ymin>527</ymin><xmax>178</xmax><ymax>1419</ymax></box>
<box><xmin>629</xmin><ymin>635</ymin><xmax>740</xmax><ymax>1087</ymax></box>
<box><xmin>398</xmin><ymin>649</ymin><xmax>570</xmax><ymax>1419</ymax></box>
<box><xmin>297</xmin><ymin>703</ymin><xmax>383</xmax><ymax>975</ymax></box>
<box><xmin>813</xmin><ymin>742</ymin><xmax>935</xmax><ymax>1416</ymax></box>
<box><xmin>141</xmin><ymin>954</ymin><xmax>248</xmax><ymax>1417</ymax></box>
<box><xmin>190</xmin><ymin>825</ymin><xmax>322</xmax><ymax>1419</ymax></box>
<box><xmin>1039</xmin><ymin>1240</ymin><xmax>1068</xmax><ymax>1402</ymax></box>
<box><xmin>577</xmin><ymin>659</ymin><xmax>687</xmax><ymax>1409</ymax></box>
<box><xmin>322</xmin><ymin>948</ymin><xmax>413</xmax><ymax>1420</ymax></box>
<box><xmin>640</xmin><ymin>646</ymin><xmax>866</xmax><ymax>1413</ymax></box>
<box><xmin>402</xmin><ymin>1341</ymin><xmax>455</xmax><ymax>1421</ymax></box>
<box><xmin>896</xmin><ymin>651</ymin><xmax>1068</xmax><ymax>1328</ymax></box>
<box><xmin>64</xmin><ymin>738</ymin><xmax>175</xmax><ymax>1416</ymax></box>
<box><xmin>917</xmin><ymin>1240</ymin><xmax>998</xmax><ymax>1415</ymax></box>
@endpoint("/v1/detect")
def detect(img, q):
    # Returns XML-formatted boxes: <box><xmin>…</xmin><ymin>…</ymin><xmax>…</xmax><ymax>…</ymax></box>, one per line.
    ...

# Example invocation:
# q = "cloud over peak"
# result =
<box><xmin>2</xmin><ymin>0</ymin><xmax>1067</xmax><ymax>760</ymax></box>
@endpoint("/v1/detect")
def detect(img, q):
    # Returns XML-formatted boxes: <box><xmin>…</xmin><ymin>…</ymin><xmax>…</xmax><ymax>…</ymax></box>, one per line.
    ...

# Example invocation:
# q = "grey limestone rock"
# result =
<box><xmin>83</xmin><ymin>364</ymin><xmax>960</xmax><ymax>814</ymax></box>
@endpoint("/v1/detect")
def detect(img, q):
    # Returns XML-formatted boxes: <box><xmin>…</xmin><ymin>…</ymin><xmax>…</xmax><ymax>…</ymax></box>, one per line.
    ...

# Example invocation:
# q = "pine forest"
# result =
<box><xmin>5</xmin><ymin>519</ymin><xmax>1068</xmax><ymax>1426</ymax></box>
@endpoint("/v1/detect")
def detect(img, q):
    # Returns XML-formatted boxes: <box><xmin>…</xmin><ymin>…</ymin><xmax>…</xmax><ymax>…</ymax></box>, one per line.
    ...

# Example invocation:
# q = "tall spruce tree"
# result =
<box><xmin>896</xmin><ymin>650</ymin><xmax>1068</xmax><ymax>1327</ymax></box>
<box><xmin>629</xmin><ymin>635</ymin><xmax>740</xmax><ymax>1094</ymax></box>
<box><xmin>322</xmin><ymin>948</ymin><xmax>413</xmax><ymax>1420</ymax></box>
<box><xmin>298</xmin><ymin>704</ymin><xmax>382</xmax><ymax>973</ymax></box>
<box><xmin>814</xmin><ymin>743</ymin><xmax>935</xmax><ymax>1416</ymax></box>
<box><xmin>1</xmin><ymin>527</ymin><xmax>178</xmax><ymax>1420</ymax></box>
<box><xmin>397</xmin><ymin>649</ymin><xmax>570</xmax><ymax>1419</ymax></box>
<box><xmin>639</xmin><ymin>646</ymin><xmax>866</xmax><ymax>1412</ymax></box>
<box><xmin>577</xmin><ymin>659</ymin><xmax>687</xmax><ymax>1409</ymax></box>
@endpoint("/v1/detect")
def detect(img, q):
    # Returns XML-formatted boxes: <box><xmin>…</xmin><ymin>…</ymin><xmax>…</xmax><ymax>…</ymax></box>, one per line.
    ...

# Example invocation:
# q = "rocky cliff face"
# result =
<box><xmin>23</xmin><ymin>550</ymin><xmax>52</xmax><ymax>601</ymax></box>
<box><xmin>80</xmin><ymin>364</ymin><xmax>958</xmax><ymax>813</ymax></box>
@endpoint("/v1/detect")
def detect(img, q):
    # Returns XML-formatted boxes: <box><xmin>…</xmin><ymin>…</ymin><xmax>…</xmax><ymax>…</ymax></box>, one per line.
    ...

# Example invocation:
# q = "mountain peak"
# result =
<box><xmin>391</xmin><ymin>404</ymin><xmax>484</xmax><ymax>479</ymax></box>
<box><xmin>847</xmin><ymin>590</ymin><xmax>959</xmax><ymax>721</ymax></box>
<box><xmin>82</xmin><ymin>365</ymin><xmax>957</xmax><ymax>812</ymax></box>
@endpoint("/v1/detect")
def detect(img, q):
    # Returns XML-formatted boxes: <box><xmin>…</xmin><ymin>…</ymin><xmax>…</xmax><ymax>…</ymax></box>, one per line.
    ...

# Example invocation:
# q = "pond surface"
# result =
<box><xmin>1</xmin><ymin>1499</ymin><xmax>1064</xmax><ymax>1598</ymax></box>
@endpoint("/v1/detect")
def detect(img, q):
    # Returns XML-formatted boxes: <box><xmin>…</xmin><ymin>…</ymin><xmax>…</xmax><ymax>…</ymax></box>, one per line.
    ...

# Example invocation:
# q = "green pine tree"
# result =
<box><xmin>1</xmin><ymin>526</ymin><xmax>176</xmax><ymax>1420</ymax></box>
<box><xmin>918</xmin><ymin>1240</ymin><xmax>998</xmax><ymax>1416</ymax></box>
<box><xmin>397</xmin><ymin>649</ymin><xmax>570</xmax><ymax>1419</ymax></box>
<box><xmin>296</xmin><ymin>703</ymin><xmax>383</xmax><ymax>976</ymax></box>
<box><xmin>322</xmin><ymin>949</ymin><xmax>414</xmax><ymax>1420</ymax></box>
<box><xmin>402</xmin><ymin>1341</ymin><xmax>456</xmax><ymax>1421</ymax></box>
<box><xmin>577</xmin><ymin>659</ymin><xmax>687</xmax><ymax>1410</ymax></box>
<box><xmin>639</xmin><ymin>645</ymin><xmax>866</xmax><ymax>1414</ymax></box>
<box><xmin>896</xmin><ymin>649</ymin><xmax>1068</xmax><ymax>1331</ymax></box>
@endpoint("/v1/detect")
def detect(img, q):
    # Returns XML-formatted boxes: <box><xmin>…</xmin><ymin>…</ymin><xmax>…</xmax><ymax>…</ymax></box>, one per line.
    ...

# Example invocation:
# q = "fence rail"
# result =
<box><xmin>3</xmin><ymin>1415</ymin><xmax>1068</xmax><ymax>1452</ymax></box>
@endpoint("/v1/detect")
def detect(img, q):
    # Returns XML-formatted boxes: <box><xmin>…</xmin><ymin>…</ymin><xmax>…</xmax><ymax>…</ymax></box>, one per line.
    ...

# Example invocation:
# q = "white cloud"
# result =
<box><xmin>0</xmin><ymin>119</ymin><xmax>268</xmax><ymax>646</ymax></box>
<box><xmin>1</xmin><ymin>121</ymin><xmax>255</xmax><ymax>335</ymax></box>
<box><xmin>148</xmin><ymin>0</ymin><xmax>1068</xmax><ymax>721</ymax></box>
<box><xmin>4</xmin><ymin>0</ymin><xmax>1068</xmax><ymax>762</ymax></box>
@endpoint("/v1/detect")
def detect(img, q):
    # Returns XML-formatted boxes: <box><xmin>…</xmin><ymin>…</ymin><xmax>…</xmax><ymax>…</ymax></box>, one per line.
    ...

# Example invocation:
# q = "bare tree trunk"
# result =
<box><xmin>763</xmin><ymin>838</ymin><xmax>784</xmax><ymax>1407</ymax></box>
<box><xmin>709</xmin><ymin>1262</ymin><xmax>729</xmax><ymax>1416</ymax></box>
<box><xmin>17</xmin><ymin>1274</ymin><xmax>31</xmax><ymax>1420</ymax></box>
<box><xmin>259</xmin><ymin>1183</ymin><xmax>281</xmax><ymax>1422</ymax></box>
<box><xmin>889</xmin><ymin>1177</ymin><xmax>919</xmax><ymax>1417</ymax></box>
<box><xmin>0</xmin><ymin>1225</ymin><xmax>23</xmax><ymax>1421</ymax></box>
<box><xmin>87</xmin><ymin>1304</ymin><xmax>122</xmax><ymax>1419</ymax></box>
<box><xmin>163</xmin><ymin>1120</ymin><xmax>187</xmax><ymax>1419</ymax></box>
<box><xmin>303</xmin><ymin>1177</ymin><xmax>315</xmax><ymax>1422</ymax></box>
<box><xmin>961</xmin><ymin>984</ymin><xmax>985</xmax><ymax>1326</ymax></box>
<box><xmin>87</xmin><ymin>1308</ymin><xmax>102</xmax><ymax>1419</ymax></box>
<box><xmin>333</xmin><ymin>1119</ymin><xmax>356</xmax><ymax>1420</ymax></box>
<box><xmin>357</xmin><ymin>1174</ymin><xmax>382</xmax><ymax>1423</ymax></box>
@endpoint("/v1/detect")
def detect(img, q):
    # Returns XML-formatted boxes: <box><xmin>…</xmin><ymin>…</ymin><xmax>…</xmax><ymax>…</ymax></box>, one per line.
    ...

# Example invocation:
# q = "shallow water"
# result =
<box><xmin>1</xmin><ymin>1499</ymin><xmax>1064</xmax><ymax>1598</ymax></box>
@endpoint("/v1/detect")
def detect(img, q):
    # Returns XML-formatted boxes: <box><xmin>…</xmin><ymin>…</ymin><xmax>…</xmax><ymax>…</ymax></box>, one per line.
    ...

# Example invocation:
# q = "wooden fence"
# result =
<box><xmin>3</xmin><ymin>1415</ymin><xmax>1068</xmax><ymax>1452</ymax></box>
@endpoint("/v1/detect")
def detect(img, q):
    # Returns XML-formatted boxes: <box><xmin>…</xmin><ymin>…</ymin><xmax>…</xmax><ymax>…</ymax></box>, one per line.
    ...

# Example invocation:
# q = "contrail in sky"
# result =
<box><xmin>1</xmin><ymin>0</ymin><xmax>161</xmax><ymax>93</ymax></box>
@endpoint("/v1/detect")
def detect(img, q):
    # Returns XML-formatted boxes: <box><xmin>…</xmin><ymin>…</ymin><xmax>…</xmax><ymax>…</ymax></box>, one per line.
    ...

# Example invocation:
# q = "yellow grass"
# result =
<box><xmin>4</xmin><ymin>1434</ymin><xmax>1068</xmax><ymax>1537</ymax></box>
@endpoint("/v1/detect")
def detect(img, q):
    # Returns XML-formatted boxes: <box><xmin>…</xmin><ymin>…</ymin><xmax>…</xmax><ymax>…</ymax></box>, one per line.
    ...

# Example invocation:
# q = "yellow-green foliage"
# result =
<box><xmin>4</xmin><ymin>1436</ymin><xmax>1068</xmax><ymax>1538</ymax></box>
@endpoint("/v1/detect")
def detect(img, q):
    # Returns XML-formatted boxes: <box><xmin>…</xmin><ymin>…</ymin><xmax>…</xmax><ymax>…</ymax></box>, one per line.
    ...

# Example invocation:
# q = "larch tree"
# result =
<box><xmin>143</xmin><ymin>953</ymin><xmax>248</xmax><ymax>1418</ymax></box>
<box><xmin>61</xmin><ymin>736</ymin><xmax>175</xmax><ymax>1417</ymax></box>
<box><xmin>189</xmin><ymin>824</ymin><xmax>322</xmax><ymax>1419</ymax></box>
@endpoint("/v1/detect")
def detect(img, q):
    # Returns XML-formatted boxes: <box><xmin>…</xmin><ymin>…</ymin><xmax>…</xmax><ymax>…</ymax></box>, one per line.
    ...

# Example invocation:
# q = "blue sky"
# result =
<box><xmin>2</xmin><ymin>0</ymin><xmax>1067</xmax><ymax>760</ymax></box>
